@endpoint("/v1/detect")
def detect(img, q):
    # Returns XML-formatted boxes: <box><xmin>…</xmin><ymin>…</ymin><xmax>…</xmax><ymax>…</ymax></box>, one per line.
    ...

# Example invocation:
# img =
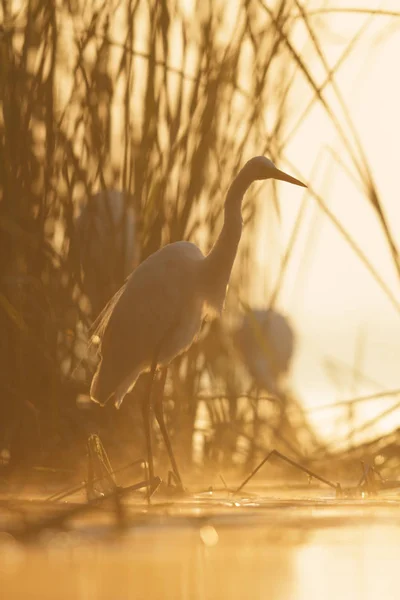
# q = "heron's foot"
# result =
<box><xmin>169</xmin><ymin>483</ymin><xmax>186</xmax><ymax>496</ymax></box>
<box><xmin>152</xmin><ymin>476</ymin><xmax>187</xmax><ymax>498</ymax></box>
<box><xmin>167</xmin><ymin>470</ymin><xmax>186</xmax><ymax>494</ymax></box>
<box><xmin>149</xmin><ymin>475</ymin><xmax>162</xmax><ymax>497</ymax></box>
<box><xmin>161</xmin><ymin>483</ymin><xmax>187</xmax><ymax>497</ymax></box>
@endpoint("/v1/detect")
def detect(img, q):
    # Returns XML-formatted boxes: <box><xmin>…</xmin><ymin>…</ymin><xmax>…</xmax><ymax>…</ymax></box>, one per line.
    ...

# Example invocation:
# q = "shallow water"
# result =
<box><xmin>1</xmin><ymin>486</ymin><xmax>400</xmax><ymax>599</ymax></box>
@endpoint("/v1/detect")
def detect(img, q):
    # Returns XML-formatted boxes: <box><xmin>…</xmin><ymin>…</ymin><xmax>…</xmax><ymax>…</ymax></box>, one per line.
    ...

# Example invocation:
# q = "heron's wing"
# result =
<box><xmin>91</xmin><ymin>242</ymin><xmax>204</xmax><ymax>403</ymax></box>
<box><xmin>101</xmin><ymin>242</ymin><xmax>203</xmax><ymax>363</ymax></box>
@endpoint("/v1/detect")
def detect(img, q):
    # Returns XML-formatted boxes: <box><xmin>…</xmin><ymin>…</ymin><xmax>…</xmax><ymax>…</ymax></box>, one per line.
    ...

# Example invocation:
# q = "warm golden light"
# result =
<box><xmin>2</xmin><ymin>2</ymin><xmax>400</xmax><ymax>597</ymax></box>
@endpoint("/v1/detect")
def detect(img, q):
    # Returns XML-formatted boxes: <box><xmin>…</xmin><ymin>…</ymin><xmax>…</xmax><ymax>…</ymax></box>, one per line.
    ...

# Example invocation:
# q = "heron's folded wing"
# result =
<box><xmin>100</xmin><ymin>248</ymin><xmax>193</xmax><ymax>364</ymax></box>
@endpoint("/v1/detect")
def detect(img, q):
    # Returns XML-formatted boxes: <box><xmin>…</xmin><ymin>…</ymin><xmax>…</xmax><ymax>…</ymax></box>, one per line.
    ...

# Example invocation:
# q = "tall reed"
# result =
<box><xmin>1</xmin><ymin>0</ymin><xmax>398</xmax><ymax>478</ymax></box>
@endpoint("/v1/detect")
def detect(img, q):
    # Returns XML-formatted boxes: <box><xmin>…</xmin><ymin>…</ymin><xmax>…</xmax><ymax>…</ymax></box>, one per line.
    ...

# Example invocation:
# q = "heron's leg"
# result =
<box><xmin>153</xmin><ymin>367</ymin><xmax>183</xmax><ymax>489</ymax></box>
<box><xmin>142</xmin><ymin>354</ymin><xmax>158</xmax><ymax>497</ymax></box>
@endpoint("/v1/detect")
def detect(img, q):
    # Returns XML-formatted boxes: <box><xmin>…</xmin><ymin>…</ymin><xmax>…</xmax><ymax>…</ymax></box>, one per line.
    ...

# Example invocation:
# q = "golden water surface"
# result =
<box><xmin>1</xmin><ymin>487</ymin><xmax>400</xmax><ymax>599</ymax></box>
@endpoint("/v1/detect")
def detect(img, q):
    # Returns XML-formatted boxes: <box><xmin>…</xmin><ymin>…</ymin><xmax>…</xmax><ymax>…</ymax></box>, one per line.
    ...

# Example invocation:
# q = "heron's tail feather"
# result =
<box><xmin>90</xmin><ymin>359</ymin><xmax>114</xmax><ymax>406</ymax></box>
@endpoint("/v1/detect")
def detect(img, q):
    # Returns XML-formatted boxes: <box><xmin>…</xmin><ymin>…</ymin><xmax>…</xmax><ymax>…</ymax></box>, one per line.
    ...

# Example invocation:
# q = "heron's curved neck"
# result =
<box><xmin>203</xmin><ymin>168</ymin><xmax>254</xmax><ymax>304</ymax></box>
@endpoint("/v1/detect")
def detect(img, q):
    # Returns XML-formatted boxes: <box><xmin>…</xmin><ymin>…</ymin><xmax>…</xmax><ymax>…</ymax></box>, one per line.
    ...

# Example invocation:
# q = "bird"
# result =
<box><xmin>76</xmin><ymin>189</ymin><xmax>137</xmax><ymax>317</ymax></box>
<box><xmin>90</xmin><ymin>156</ymin><xmax>306</xmax><ymax>489</ymax></box>
<box><xmin>234</xmin><ymin>308</ymin><xmax>295</xmax><ymax>394</ymax></box>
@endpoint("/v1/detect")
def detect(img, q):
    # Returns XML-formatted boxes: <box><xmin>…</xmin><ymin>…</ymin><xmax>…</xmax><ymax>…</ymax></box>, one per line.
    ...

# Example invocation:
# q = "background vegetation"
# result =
<box><xmin>1</xmin><ymin>0</ymin><xmax>399</xmax><ymax>487</ymax></box>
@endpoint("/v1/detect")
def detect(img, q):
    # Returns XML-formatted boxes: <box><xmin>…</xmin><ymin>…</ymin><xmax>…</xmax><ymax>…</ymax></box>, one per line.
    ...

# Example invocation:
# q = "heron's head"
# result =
<box><xmin>245</xmin><ymin>156</ymin><xmax>307</xmax><ymax>187</ymax></box>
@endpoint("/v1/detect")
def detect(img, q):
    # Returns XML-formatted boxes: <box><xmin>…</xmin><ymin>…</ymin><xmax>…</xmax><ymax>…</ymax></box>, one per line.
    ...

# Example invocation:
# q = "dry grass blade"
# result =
<box><xmin>306</xmin><ymin>389</ymin><xmax>400</xmax><ymax>413</ymax></box>
<box><xmin>283</xmin><ymin>159</ymin><xmax>400</xmax><ymax>317</ymax></box>
<box><xmin>235</xmin><ymin>449</ymin><xmax>338</xmax><ymax>494</ymax></box>
<box><xmin>303</xmin><ymin>8</ymin><xmax>400</xmax><ymax>19</ymax></box>
<box><xmin>261</xmin><ymin>0</ymin><xmax>400</xmax><ymax>281</ymax></box>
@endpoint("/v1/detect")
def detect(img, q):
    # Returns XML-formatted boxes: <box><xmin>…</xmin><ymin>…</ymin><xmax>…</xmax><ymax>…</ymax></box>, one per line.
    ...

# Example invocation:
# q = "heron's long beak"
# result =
<box><xmin>273</xmin><ymin>168</ymin><xmax>307</xmax><ymax>188</ymax></box>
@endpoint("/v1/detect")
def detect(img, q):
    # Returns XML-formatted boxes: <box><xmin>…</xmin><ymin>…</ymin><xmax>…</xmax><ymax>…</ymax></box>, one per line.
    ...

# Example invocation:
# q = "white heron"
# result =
<box><xmin>90</xmin><ymin>157</ymin><xmax>306</xmax><ymax>488</ymax></box>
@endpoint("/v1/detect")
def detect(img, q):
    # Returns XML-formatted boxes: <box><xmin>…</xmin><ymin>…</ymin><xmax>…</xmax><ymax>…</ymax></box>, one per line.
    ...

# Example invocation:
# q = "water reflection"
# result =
<box><xmin>295</xmin><ymin>525</ymin><xmax>400</xmax><ymax>600</ymax></box>
<box><xmin>1</xmin><ymin>507</ymin><xmax>400</xmax><ymax>599</ymax></box>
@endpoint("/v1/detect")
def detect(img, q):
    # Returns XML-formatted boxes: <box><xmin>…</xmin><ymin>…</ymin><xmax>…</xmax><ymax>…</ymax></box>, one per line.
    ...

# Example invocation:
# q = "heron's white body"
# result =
<box><xmin>90</xmin><ymin>157</ymin><xmax>306</xmax><ymax>411</ymax></box>
<box><xmin>91</xmin><ymin>241</ymin><xmax>220</xmax><ymax>407</ymax></box>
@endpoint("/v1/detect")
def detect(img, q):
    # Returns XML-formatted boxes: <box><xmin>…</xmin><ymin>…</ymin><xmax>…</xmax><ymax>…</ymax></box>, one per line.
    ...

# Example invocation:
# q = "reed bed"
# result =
<box><xmin>1</xmin><ymin>0</ymin><xmax>400</xmax><ymax>487</ymax></box>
